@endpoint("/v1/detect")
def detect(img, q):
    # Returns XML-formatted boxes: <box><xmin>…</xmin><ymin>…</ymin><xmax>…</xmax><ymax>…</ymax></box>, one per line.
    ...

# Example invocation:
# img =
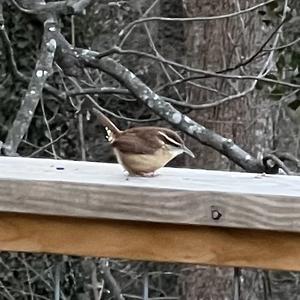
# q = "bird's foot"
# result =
<box><xmin>123</xmin><ymin>170</ymin><xmax>158</xmax><ymax>178</ymax></box>
<box><xmin>140</xmin><ymin>171</ymin><xmax>158</xmax><ymax>177</ymax></box>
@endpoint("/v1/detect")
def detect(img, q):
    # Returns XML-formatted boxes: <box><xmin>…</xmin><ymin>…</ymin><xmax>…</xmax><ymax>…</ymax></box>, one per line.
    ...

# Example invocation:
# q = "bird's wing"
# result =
<box><xmin>111</xmin><ymin>132</ymin><xmax>163</xmax><ymax>154</ymax></box>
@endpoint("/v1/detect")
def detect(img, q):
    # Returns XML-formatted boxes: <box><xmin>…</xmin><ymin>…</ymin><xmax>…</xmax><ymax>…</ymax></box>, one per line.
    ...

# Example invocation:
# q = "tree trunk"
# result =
<box><xmin>182</xmin><ymin>0</ymin><xmax>273</xmax><ymax>171</ymax></box>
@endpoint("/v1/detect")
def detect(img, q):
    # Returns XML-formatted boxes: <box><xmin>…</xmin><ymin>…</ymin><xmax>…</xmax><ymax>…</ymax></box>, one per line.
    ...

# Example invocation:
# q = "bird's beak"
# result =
<box><xmin>183</xmin><ymin>145</ymin><xmax>195</xmax><ymax>158</ymax></box>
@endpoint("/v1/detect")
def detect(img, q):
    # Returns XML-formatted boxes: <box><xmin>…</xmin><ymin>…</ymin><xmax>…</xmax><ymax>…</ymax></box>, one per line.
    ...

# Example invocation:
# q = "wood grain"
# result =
<box><xmin>1</xmin><ymin>212</ymin><xmax>300</xmax><ymax>271</ymax></box>
<box><xmin>1</xmin><ymin>157</ymin><xmax>300</xmax><ymax>232</ymax></box>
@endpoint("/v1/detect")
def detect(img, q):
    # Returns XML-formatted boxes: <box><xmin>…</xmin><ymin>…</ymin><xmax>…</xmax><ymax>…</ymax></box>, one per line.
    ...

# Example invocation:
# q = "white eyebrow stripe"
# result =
<box><xmin>158</xmin><ymin>131</ymin><xmax>182</xmax><ymax>147</ymax></box>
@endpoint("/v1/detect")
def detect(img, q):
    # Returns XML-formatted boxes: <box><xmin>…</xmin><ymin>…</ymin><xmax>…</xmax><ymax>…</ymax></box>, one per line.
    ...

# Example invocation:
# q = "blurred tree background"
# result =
<box><xmin>0</xmin><ymin>0</ymin><xmax>300</xmax><ymax>299</ymax></box>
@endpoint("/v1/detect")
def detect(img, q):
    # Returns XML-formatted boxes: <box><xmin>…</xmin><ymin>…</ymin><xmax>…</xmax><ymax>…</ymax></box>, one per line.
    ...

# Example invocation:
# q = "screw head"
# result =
<box><xmin>211</xmin><ymin>207</ymin><xmax>222</xmax><ymax>220</ymax></box>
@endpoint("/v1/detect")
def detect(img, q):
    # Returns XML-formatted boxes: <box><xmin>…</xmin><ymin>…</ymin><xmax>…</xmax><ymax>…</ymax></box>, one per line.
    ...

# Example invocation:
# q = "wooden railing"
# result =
<box><xmin>1</xmin><ymin>157</ymin><xmax>300</xmax><ymax>271</ymax></box>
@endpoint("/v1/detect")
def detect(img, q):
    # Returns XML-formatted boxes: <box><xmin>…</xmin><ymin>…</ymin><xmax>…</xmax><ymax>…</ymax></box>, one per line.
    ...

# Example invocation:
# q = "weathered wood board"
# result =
<box><xmin>0</xmin><ymin>157</ymin><xmax>300</xmax><ymax>232</ymax></box>
<box><xmin>1</xmin><ymin>212</ymin><xmax>300</xmax><ymax>271</ymax></box>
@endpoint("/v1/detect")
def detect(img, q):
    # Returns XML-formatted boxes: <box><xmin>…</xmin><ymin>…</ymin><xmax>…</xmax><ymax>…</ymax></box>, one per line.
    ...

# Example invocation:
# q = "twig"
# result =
<box><xmin>274</xmin><ymin>151</ymin><xmax>300</xmax><ymax>168</ymax></box>
<box><xmin>67</xmin><ymin>87</ymin><xmax>130</xmax><ymax>97</ymax></box>
<box><xmin>29</xmin><ymin>130</ymin><xmax>68</xmax><ymax>158</ymax></box>
<box><xmin>162</xmin><ymin>87</ymin><xmax>254</xmax><ymax>110</ymax></box>
<box><xmin>99</xmin><ymin>42</ymin><xmax>299</xmax><ymax>89</ymax></box>
<box><xmin>112</xmin><ymin>17</ymin><xmax>290</xmax><ymax>100</ymax></box>
<box><xmin>0</xmin><ymin>279</ymin><xmax>15</xmax><ymax>300</ymax></box>
<box><xmin>0</xmin><ymin>16</ymin><xmax>26</xmax><ymax>80</ymax></box>
<box><xmin>10</xmin><ymin>0</ymin><xmax>37</xmax><ymax>14</ymax></box>
<box><xmin>162</xmin><ymin>17</ymin><xmax>286</xmax><ymax>110</ymax></box>
<box><xmin>22</xmin><ymin>140</ymin><xmax>62</xmax><ymax>158</ymax></box>
<box><xmin>263</xmin><ymin>153</ymin><xmax>291</xmax><ymax>175</ymax></box>
<box><xmin>21</xmin><ymin>253</ymin><xmax>34</xmax><ymax>300</ymax></box>
<box><xmin>17</xmin><ymin>257</ymin><xmax>53</xmax><ymax>289</ymax></box>
<box><xmin>54</xmin><ymin>263</ymin><xmax>61</xmax><ymax>300</ymax></box>
<box><xmin>143</xmin><ymin>22</ymin><xmax>184</xmax><ymax>102</ymax></box>
<box><xmin>78</xmin><ymin>113</ymin><xmax>86</xmax><ymax>160</ymax></box>
<box><xmin>265</xmin><ymin>36</ymin><xmax>300</xmax><ymax>51</ymax></box>
<box><xmin>86</xmin><ymin>98</ymin><xmax>160</xmax><ymax>123</ymax></box>
<box><xmin>40</xmin><ymin>95</ymin><xmax>58</xmax><ymax>159</ymax></box>
<box><xmin>233</xmin><ymin>268</ymin><xmax>241</xmax><ymax>300</ymax></box>
<box><xmin>156</xmin><ymin>68</ymin><xmax>229</xmax><ymax>96</ymax></box>
<box><xmin>143</xmin><ymin>269</ymin><xmax>149</xmax><ymax>300</ymax></box>
<box><xmin>68</xmin><ymin>87</ymin><xmax>231</xmax><ymax>110</ymax></box>
<box><xmin>118</xmin><ymin>0</ymin><xmax>160</xmax><ymax>47</ymax></box>
<box><xmin>225</xmin><ymin>18</ymin><xmax>287</xmax><ymax>74</ymax></box>
<box><xmin>122</xmin><ymin>295</ymin><xmax>143</xmax><ymax>300</ymax></box>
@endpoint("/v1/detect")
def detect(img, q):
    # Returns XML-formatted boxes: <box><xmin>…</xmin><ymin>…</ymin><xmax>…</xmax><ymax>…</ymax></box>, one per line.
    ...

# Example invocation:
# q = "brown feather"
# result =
<box><xmin>112</xmin><ymin>127</ymin><xmax>183</xmax><ymax>154</ymax></box>
<box><xmin>112</xmin><ymin>128</ymin><xmax>164</xmax><ymax>154</ymax></box>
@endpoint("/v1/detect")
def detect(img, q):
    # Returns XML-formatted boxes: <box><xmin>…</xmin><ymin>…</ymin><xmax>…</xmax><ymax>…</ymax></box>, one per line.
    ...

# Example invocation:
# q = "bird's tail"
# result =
<box><xmin>92</xmin><ymin>108</ymin><xmax>121</xmax><ymax>138</ymax></box>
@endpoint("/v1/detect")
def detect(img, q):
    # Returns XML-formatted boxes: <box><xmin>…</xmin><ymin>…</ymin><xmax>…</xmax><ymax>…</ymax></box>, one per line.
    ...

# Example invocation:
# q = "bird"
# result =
<box><xmin>92</xmin><ymin>108</ymin><xmax>195</xmax><ymax>176</ymax></box>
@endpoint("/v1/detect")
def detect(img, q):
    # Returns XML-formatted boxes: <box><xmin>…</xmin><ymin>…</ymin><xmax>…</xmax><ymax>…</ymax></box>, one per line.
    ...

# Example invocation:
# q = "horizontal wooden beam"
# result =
<box><xmin>0</xmin><ymin>157</ymin><xmax>300</xmax><ymax>232</ymax></box>
<box><xmin>1</xmin><ymin>212</ymin><xmax>300</xmax><ymax>271</ymax></box>
<box><xmin>1</xmin><ymin>157</ymin><xmax>300</xmax><ymax>231</ymax></box>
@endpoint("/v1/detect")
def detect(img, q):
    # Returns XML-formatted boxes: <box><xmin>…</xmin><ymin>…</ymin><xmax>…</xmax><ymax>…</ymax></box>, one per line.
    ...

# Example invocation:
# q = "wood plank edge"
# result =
<box><xmin>2</xmin><ymin>179</ymin><xmax>300</xmax><ymax>233</ymax></box>
<box><xmin>0</xmin><ymin>212</ymin><xmax>299</xmax><ymax>271</ymax></box>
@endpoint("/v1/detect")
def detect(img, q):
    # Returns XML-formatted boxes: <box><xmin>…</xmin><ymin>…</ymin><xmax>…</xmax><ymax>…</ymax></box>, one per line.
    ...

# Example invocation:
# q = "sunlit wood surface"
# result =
<box><xmin>1</xmin><ymin>157</ymin><xmax>300</xmax><ymax>231</ymax></box>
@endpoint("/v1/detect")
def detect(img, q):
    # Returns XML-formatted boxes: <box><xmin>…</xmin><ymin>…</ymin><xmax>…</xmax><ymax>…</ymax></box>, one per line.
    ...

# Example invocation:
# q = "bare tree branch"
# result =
<box><xmin>75</xmin><ymin>50</ymin><xmax>264</xmax><ymax>172</ymax></box>
<box><xmin>265</xmin><ymin>37</ymin><xmax>300</xmax><ymax>51</ymax></box>
<box><xmin>11</xmin><ymin>0</ymin><xmax>91</xmax><ymax>16</ymax></box>
<box><xmin>100</xmin><ymin>17</ymin><xmax>290</xmax><ymax>103</ymax></box>
<box><xmin>0</xmin><ymin>11</ymin><xmax>26</xmax><ymax>81</ymax></box>
<box><xmin>100</xmin><ymin>259</ymin><xmax>125</xmax><ymax>300</ymax></box>
<box><xmin>102</xmin><ymin>41</ymin><xmax>299</xmax><ymax>89</ymax></box>
<box><xmin>67</xmin><ymin>87</ymin><xmax>244</xmax><ymax>111</ymax></box>
<box><xmin>263</xmin><ymin>153</ymin><xmax>291</xmax><ymax>175</ymax></box>
<box><xmin>29</xmin><ymin>130</ymin><xmax>68</xmax><ymax>158</ymax></box>
<box><xmin>67</xmin><ymin>87</ymin><xmax>130</xmax><ymax>97</ymax></box>
<box><xmin>3</xmin><ymin>18</ymin><xmax>57</xmax><ymax>155</ymax></box>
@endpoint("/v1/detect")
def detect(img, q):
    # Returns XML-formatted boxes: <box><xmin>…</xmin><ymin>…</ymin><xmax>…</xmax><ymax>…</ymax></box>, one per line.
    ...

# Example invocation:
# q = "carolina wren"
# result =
<box><xmin>93</xmin><ymin>108</ymin><xmax>195</xmax><ymax>176</ymax></box>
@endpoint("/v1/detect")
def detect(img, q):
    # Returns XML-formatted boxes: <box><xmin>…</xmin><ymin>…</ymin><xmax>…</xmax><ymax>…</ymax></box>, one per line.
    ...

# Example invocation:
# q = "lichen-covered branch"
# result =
<box><xmin>72</xmin><ymin>49</ymin><xmax>264</xmax><ymax>173</ymax></box>
<box><xmin>11</xmin><ymin>0</ymin><xmax>91</xmax><ymax>16</ymax></box>
<box><xmin>3</xmin><ymin>19</ymin><xmax>57</xmax><ymax>155</ymax></box>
